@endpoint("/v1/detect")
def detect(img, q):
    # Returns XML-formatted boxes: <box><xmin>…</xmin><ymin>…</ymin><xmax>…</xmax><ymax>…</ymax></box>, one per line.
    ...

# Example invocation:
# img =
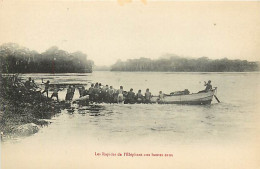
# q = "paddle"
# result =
<box><xmin>214</xmin><ymin>95</ymin><xmax>220</xmax><ymax>103</ymax></box>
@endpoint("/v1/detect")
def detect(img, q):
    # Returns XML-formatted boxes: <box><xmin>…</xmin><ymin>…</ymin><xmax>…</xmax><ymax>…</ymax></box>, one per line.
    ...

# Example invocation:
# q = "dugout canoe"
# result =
<box><xmin>150</xmin><ymin>89</ymin><xmax>216</xmax><ymax>105</ymax></box>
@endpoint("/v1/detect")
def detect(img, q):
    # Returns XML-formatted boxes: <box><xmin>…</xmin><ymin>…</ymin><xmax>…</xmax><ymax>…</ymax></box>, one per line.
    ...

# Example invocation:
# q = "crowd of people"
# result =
<box><xmin>21</xmin><ymin>78</ymin><xmax>159</xmax><ymax>104</ymax></box>
<box><xmin>75</xmin><ymin>82</ymin><xmax>155</xmax><ymax>104</ymax></box>
<box><xmin>20</xmin><ymin>77</ymin><xmax>213</xmax><ymax>104</ymax></box>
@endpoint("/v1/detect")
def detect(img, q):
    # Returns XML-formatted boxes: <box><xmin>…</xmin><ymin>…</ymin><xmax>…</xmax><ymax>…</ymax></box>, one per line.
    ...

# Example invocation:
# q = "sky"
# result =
<box><xmin>0</xmin><ymin>1</ymin><xmax>260</xmax><ymax>66</ymax></box>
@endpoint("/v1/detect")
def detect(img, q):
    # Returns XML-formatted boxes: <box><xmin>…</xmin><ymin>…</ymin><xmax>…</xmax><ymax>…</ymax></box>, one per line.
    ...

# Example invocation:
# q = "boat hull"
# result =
<box><xmin>73</xmin><ymin>89</ymin><xmax>216</xmax><ymax>105</ymax></box>
<box><xmin>151</xmin><ymin>89</ymin><xmax>216</xmax><ymax>105</ymax></box>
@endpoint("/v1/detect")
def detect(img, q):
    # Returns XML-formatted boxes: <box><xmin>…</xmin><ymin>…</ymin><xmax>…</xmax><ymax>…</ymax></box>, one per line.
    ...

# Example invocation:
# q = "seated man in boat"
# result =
<box><xmin>199</xmin><ymin>80</ymin><xmax>213</xmax><ymax>93</ymax></box>
<box><xmin>204</xmin><ymin>80</ymin><xmax>212</xmax><ymax>92</ymax></box>
<box><xmin>158</xmin><ymin>91</ymin><xmax>165</xmax><ymax>102</ymax></box>
<box><xmin>126</xmin><ymin>88</ymin><xmax>135</xmax><ymax>104</ymax></box>
<box><xmin>136</xmin><ymin>90</ymin><xmax>144</xmax><ymax>104</ymax></box>
<box><xmin>144</xmin><ymin>88</ymin><xmax>152</xmax><ymax>104</ymax></box>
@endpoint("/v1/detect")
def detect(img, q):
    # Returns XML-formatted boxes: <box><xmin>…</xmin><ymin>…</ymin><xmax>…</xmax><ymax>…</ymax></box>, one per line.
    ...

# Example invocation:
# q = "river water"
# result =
<box><xmin>2</xmin><ymin>71</ymin><xmax>260</xmax><ymax>169</ymax></box>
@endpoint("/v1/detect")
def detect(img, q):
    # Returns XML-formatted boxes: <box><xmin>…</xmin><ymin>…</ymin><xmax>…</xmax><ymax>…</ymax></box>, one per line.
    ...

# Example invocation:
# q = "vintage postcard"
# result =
<box><xmin>0</xmin><ymin>1</ymin><xmax>259</xmax><ymax>169</ymax></box>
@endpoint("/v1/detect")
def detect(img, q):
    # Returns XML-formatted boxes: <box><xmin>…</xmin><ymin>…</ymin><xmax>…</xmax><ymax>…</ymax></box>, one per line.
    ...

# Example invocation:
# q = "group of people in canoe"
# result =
<box><xmin>22</xmin><ymin>77</ymin><xmax>213</xmax><ymax>104</ymax></box>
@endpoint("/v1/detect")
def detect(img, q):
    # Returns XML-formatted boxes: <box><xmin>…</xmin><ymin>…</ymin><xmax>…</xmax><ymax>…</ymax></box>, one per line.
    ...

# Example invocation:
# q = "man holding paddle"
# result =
<box><xmin>204</xmin><ymin>80</ymin><xmax>212</xmax><ymax>92</ymax></box>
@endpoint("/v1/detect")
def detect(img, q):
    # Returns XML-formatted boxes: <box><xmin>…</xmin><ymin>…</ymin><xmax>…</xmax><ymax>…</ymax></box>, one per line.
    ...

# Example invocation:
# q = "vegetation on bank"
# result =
<box><xmin>0</xmin><ymin>74</ymin><xmax>61</xmax><ymax>136</ymax></box>
<box><xmin>111</xmin><ymin>56</ymin><xmax>259</xmax><ymax>72</ymax></box>
<box><xmin>0</xmin><ymin>43</ymin><xmax>94</xmax><ymax>73</ymax></box>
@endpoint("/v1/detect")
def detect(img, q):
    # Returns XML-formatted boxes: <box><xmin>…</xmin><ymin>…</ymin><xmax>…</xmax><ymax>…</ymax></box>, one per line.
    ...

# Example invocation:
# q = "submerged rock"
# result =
<box><xmin>12</xmin><ymin>123</ymin><xmax>39</xmax><ymax>136</ymax></box>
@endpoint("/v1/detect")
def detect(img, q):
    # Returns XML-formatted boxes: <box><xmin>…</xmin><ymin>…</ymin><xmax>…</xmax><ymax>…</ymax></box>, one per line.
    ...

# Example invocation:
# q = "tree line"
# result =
<box><xmin>0</xmin><ymin>43</ymin><xmax>94</xmax><ymax>73</ymax></box>
<box><xmin>111</xmin><ymin>56</ymin><xmax>259</xmax><ymax>72</ymax></box>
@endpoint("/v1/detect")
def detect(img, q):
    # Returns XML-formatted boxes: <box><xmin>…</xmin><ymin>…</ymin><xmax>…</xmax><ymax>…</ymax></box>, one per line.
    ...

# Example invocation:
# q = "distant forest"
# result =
<box><xmin>0</xmin><ymin>43</ymin><xmax>94</xmax><ymax>73</ymax></box>
<box><xmin>93</xmin><ymin>65</ymin><xmax>111</xmax><ymax>71</ymax></box>
<box><xmin>111</xmin><ymin>56</ymin><xmax>259</xmax><ymax>72</ymax></box>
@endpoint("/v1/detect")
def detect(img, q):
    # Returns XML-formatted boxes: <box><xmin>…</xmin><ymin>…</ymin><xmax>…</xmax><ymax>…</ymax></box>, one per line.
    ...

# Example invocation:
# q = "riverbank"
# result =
<box><xmin>0</xmin><ymin>74</ymin><xmax>61</xmax><ymax>139</ymax></box>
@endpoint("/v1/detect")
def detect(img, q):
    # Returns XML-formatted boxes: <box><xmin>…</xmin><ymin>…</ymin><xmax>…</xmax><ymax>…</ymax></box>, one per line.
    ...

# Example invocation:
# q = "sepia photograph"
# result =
<box><xmin>0</xmin><ymin>1</ymin><xmax>260</xmax><ymax>169</ymax></box>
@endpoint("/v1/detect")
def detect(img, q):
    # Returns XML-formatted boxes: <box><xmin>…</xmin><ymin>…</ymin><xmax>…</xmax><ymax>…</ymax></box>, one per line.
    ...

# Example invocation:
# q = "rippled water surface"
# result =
<box><xmin>2</xmin><ymin>72</ymin><xmax>260</xmax><ymax>169</ymax></box>
<box><xmin>6</xmin><ymin>72</ymin><xmax>260</xmax><ymax>143</ymax></box>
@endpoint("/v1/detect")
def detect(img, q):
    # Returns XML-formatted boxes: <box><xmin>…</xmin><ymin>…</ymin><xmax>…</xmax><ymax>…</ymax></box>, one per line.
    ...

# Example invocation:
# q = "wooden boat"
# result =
<box><xmin>72</xmin><ymin>88</ymin><xmax>218</xmax><ymax>105</ymax></box>
<box><xmin>150</xmin><ymin>89</ymin><xmax>217</xmax><ymax>105</ymax></box>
